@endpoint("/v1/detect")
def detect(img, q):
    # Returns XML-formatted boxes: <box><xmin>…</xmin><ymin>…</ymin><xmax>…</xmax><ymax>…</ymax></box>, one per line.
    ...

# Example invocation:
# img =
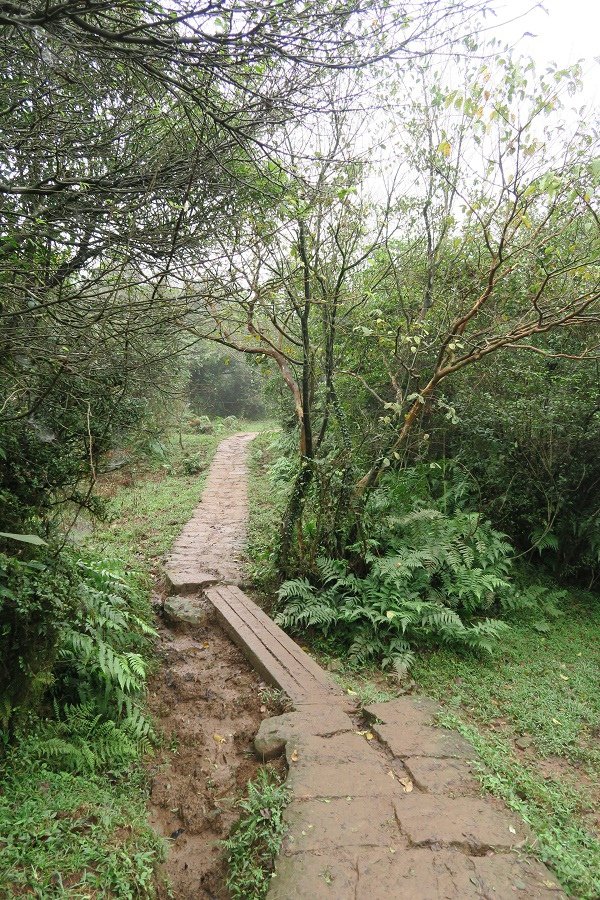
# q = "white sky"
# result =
<box><xmin>493</xmin><ymin>1</ymin><xmax>599</xmax><ymax>105</ymax></box>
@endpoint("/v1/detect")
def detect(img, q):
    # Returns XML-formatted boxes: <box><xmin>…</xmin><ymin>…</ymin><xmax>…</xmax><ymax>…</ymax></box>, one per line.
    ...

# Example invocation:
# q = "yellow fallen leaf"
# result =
<box><xmin>398</xmin><ymin>777</ymin><xmax>413</xmax><ymax>793</ymax></box>
<box><xmin>551</xmin><ymin>717</ymin><xmax>562</xmax><ymax>725</ymax></box>
<box><xmin>290</xmin><ymin>749</ymin><xmax>299</xmax><ymax>762</ymax></box>
<box><xmin>543</xmin><ymin>881</ymin><xmax>557</xmax><ymax>889</ymax></box>
<box><xmin>365</xmin><ymin>732</ymin><xmax>374</xmax><ymax>741</ymax></box>
<box><xmin>347</xmin><ymin>689</ymin><xmax>358</xmax><ymax>696</ymax></box>
<box><xmin>559</xmin><ymin>674</ymin><xmax>569</xmax><ymax>680</ymax></box>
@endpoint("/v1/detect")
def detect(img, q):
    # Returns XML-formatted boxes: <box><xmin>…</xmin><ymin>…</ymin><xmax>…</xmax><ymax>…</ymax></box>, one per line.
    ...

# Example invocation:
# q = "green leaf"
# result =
<box><xmin>0</xmin><ymin>531</ymin><xmax>47</xmax><ymax>546</ymax></box>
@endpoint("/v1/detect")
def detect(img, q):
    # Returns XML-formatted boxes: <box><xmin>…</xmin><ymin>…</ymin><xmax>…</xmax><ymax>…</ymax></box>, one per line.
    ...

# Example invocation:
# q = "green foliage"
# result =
<box><xmin>188</xmin><ymin>345</ymin><xmax>266</xmax><ymax>419</ymax></box>
<box><xmin>277</xmin><ymin>468</ymin><xmax>522</xmax><ymax>669</ymax></box>
<box><xmin>442</xmin><ymin>354</ymin><xmax>600</xmax><ymax>582</ymax></box>
<box><xmin>0</xmin><ymin>551</ymin><xmax>77</xmax><ymax>725</ymax></box>
<box><xmin>223</xmin><ymin>768</ymin><xmax>289</xmax><ymax>900</ymax></box>
<box><xmin>0</xmin><ymin>742</ymin><xmax>163</xmax><ymax>896</ymax></box>
<box><xmin>56</xmin><ymin>559</ymin><xmax>156</xmax><ymax>722</ymax></box>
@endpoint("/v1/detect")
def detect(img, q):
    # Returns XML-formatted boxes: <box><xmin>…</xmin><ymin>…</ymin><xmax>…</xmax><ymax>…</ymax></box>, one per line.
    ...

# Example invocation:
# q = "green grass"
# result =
<box><xmin>412</xmin><ymin>590</ymin><xmax>600</xmax><ymax>898</ymax></box>
<box><xmin>0</xmin><ymin>422</ymin><xmax>268</xmax><ymax>898</ymax></box>
<box><xmin>0</xmin><ymin>754</ymin><xmax>163</xmax><ymax>898</ymax></box>
<box><xmin>223</xmin><ymin>767</ymin><xmax>289</xmax><ymax>900</ymax></box>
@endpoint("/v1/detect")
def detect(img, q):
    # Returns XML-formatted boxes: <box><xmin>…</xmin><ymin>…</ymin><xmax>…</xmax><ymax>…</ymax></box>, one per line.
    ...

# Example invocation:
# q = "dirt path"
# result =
<box><xmin>147</xmin><ymin>432</ymin><xmax>283</xmax><ymax>898</ymax></box>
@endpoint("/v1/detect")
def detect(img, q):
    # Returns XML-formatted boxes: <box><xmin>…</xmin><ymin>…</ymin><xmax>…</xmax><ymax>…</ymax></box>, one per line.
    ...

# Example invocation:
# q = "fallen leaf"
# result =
<box><xmin>543</xmin><ymin>881</ymin><xmax>557</xmax><ymax>889</ymax></box>
<box><xmin>365</xmin><ymin>732</ymin><xmax>374</xmax><ymax>741</ymax></box>
<box><xmin>388</xmin><ymin>770</ymin><xmax>396</xmax><ymax>779</ymax></box>
<box><xmin>551</xmin><ymin>717</ymin><xmax>562</xmax><ymax>725</ymax></box>
<box><xmin>559</xmin><ymin>674</ymin><xmax>569</xmax><ymax>680</ymax></box>
<box><xmin>213</xmin><ymin>733</ymin><xmax>227</xmax><ymax>744</ymax></box>
<box><xmin>508</xmin><ymin>825</ymin><xmax>516</xmax><ymax>834</ymax></box>
<box><xmin>290</xmin><ymin>749</ymin><xmax>299</xmax><ymax>762</ymax></box>
<box><xmin>398</xmin><ymin>777</ymin><xmax>413</xmax><ymax>793</ymax></box>
<box><xmin>347</xmin><ymin>689</ymin><xmax>358</xmax><ymax>696</ymax></box>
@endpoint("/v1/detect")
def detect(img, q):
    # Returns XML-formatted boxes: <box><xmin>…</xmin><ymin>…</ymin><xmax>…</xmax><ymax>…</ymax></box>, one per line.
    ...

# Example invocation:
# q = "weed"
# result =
<box><xmin>223</xmin><ymin>768</ymin><xmax>289</xmax><ymax>900</ymax></box>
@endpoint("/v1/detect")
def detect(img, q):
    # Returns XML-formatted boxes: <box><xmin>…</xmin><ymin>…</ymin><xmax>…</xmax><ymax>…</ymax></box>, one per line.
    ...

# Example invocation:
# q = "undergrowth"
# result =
<box><xmin>223</xmin><ymin>768</ymin><xmax>289</xmax><ymax>900</ymax></box>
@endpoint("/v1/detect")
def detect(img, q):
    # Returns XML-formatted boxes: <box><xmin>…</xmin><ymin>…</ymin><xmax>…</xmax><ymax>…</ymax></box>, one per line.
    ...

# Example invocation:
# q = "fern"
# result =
<box><xmin>22</xmin><ymin>701</ymin><xmax>153</xmax><ymax>774</ymax></box>
<box><xmin>54</xmin><ymin>558</ymin><xmax>156</xmax><ymax>734</ymax></box>
<box><xmin>278</xmin><ymin>488</ymin><xmax>521</xmax><ymax>669</ymax></box>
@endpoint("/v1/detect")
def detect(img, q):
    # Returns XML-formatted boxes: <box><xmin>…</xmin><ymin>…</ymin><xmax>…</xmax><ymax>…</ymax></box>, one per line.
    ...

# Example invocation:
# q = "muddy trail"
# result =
<box><xmin>146</xmin><ymin>432</ymin><xmax>282</xmax><ymax>898</ymax></box>
<box><xmin>147</xmin><ymin>620</ymin><xmax>283</xmax><ymax>898</ymax></box>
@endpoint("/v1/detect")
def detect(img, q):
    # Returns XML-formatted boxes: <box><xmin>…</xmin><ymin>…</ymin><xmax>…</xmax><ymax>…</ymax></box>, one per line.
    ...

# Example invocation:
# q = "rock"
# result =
<box><xmin>164</xmin><ymin>568</ymin><xmax>220</xmax><ymax>595</ymax></box>
<box><xmin>515</xmin><ymin>735</ymin><xmax>533</xmax><ymax>750</ymax></box>
<box><xmin>325</xmin><ymin>658</ymin><xmax>343</xmax><ymax>672</ymax></box>
<box><xmin>254</xmin><ymin>717</ymin><xmax>288</xmax><ymax>759</ymax></box>
<box><xmin>163</xmin><ymin>596</ymin><xmax>210</xmax><ymax>626</ymax></box>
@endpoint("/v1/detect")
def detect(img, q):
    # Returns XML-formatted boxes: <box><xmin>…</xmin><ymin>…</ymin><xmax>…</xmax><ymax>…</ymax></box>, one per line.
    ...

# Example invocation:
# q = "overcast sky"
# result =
<box><xmin>494</xmin><ymin>1</ymin><xmax>599</xmax><ymax>105</ymax></box>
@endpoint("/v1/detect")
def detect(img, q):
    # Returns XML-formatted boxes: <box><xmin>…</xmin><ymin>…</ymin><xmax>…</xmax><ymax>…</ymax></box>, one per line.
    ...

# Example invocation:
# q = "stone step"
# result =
<box><xmin>205</xmin><ymin>585</ymin><xmax>343</xmax><ymax>705</ymax></box>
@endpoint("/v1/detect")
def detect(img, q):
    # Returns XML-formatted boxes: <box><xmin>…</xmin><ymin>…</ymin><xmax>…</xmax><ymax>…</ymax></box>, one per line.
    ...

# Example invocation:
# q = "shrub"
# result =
<box><xmin>0</xmin><ymin>551</ymin><xmax>77</xmax><ymax>727</ymax></box>
<box><xmin>277</xmin><ymin>507</ymin><xmax>514</xmax><ymax>674</ymax></box>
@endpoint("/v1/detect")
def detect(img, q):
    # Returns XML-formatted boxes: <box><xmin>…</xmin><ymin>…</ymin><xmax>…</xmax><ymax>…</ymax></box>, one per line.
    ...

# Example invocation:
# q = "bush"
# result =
<box><xmin>277</xmin><ymin>505</ymin><xmax>514</xmax><ymax>673</ymax></box>
<box><xmin>0</xmin><ymin>551</ymin><xmax>77</xmax><ymax>727</ymax></box>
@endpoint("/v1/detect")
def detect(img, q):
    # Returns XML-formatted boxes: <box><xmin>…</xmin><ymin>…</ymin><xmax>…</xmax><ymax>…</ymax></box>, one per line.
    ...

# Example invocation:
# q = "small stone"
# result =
<box><xmin>325</xmin><ymin>658</ymin><xmax>343</xmax><ymax>672</ymax></box>
<box><xmin>254</xmin><ymin>720</ymin><xmax>287</xmax><ymax>760</ymax></box>
<box><xmin>163</xmin><ymin>596</ymin><xmax>210</xmax><ymax>626</ymax></box>
<box><xmin>515</xmin><ymin>736</ymin><xmax>533</xmax><ymax>750</ymax></box>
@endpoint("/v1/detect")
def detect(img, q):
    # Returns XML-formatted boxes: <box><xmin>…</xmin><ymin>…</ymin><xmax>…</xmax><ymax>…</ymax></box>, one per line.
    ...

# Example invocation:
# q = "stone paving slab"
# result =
<box><xmin>269</xmin><ymin>847</ymin><xmax>565</xmax><ymax>900</ymax></box>
<box><xmin>393</xmin><ymin>794</ymin><xmax>529</xmax><ymax>851</ymax></box>
<box><xmin>403</xmin><ymin>755</ymin><xmax>480</xmax><ymax>795</ymax></box>
<box><xmin>282</xmin><ymin>797</ymin><xmax>398</xmax><ymax>854</ymax></box>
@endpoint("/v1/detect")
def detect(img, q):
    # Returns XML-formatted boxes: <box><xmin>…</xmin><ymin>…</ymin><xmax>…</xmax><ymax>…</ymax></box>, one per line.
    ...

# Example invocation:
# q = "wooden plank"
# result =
<box><xmin>226</xmin><ymin>587</ymin><xmax>337</xmax><ymax>690</ymax></box>
<box><xmin>208</xmin><ymin>586</ymin><xmax>330</xmax><ymax>700</ymax></box>
<box><xmin>206</xmin><ymin>585</ymin><xmax>341</xmax><ymax>704</ymax></box>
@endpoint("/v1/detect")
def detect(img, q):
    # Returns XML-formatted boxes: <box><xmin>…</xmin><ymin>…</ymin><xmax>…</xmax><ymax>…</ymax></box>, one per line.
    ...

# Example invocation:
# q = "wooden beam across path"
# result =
<box><xmin>205</xmin><ymin>585</ymin><xmax>344</xmax><ymax>705</ymax></box>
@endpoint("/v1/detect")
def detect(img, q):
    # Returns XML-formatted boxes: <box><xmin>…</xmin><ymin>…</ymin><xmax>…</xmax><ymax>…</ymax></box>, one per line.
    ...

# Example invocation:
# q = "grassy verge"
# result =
<box><xmin>412</xmin><ymin>591</ymin><xmax>600</xmax><ymax>899</ymax></box>
<box><xmin>246</xmin><ymin>428</ymin><xmax>284</xmax><ymax>602</ymax></box>
<box><xmin>223</xmin><ymin>767</ymin><xmax>289</xmax><ymax>900</ymax></box>
<box><xmin>0</xmin><ymin>420</ymin><xmax>261</xmax><ymax>897</ymax></box>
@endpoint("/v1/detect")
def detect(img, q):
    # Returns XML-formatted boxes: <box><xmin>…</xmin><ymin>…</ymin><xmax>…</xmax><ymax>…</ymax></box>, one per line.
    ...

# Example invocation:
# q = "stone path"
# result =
<box><xmin>165</xmin><ymin>431</ymin><xmax>257</xmax><ymax>594</ymax></box>
<box><xmin>164</xmin><ymin>433</ymin><xmax>567</xmax><ymax>900</ymax></box>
